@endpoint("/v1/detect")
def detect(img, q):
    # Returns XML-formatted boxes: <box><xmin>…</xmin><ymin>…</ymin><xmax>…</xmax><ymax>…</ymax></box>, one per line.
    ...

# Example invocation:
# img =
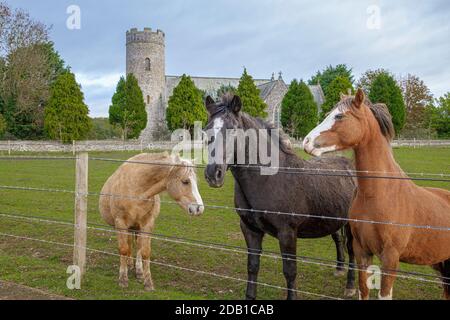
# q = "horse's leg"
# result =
<box><xmin>115</xmin><ymin>220</ymin><xmax>130</xmax><ymax>288</ymax></box>
<box><xmin>240</xmin><ymin>219</ymin><xmax>264</xmax><ymax>300</ymax></box>
<box><xmin>353</xmin><ymin>239</ymin><xmax>372</xmax><ymax>300</ymax></box>
<box><xmin>441</xmin><ymin>260</ymin><xmax>450</xmax><ymax>300</ymax></box>
<box><xmin>127</xmin><ymin>232</ymin><xmax>134</xmax><ymax>270</ymax></box>
<box><xmin>331</xmin><ymin>230</ymin><xmax>345</xmax><ymax>276</ymax></box>
<box><xmin>378</xmin><ymin>249</ymin><xmax>400</xmax><ymax>300</ymax></box>
<box><xmin>137</xmin><ymin>228</ymin><xmax>154</xmax><ymax>291</ymax></box>
<box><xmin>278</xmin><ymin>229</ymin><xmax>298</xmax><ymax>300</ymax></box>
<box><xmin>344</xmin><ymin>224</ymin><xmax>356</xmax><ymax>297</ymax></box>
<box><xmin>135</xmin><ymin>232</ymin><xmax>144</xmax><ymax>281</ymax></box>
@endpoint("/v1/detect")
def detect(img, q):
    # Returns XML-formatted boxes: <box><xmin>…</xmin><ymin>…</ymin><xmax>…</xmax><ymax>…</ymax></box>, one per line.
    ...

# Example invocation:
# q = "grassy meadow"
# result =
<box><xmin>0</xmin><ymin>147</ymin><xmax>449</xmax><ymax>300</ymax></box>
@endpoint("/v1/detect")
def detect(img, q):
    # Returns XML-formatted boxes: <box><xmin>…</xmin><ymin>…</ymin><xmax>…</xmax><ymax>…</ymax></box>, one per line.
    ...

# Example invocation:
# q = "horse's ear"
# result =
<box><xmin>229</xmin><ymin>95</ymin><xmax>242</xmax><ymax>114</ymax></box>
<box><xmin>205</xmin><ymin>96</ymin><xmax>215</xmax><ymax>113</ymax></box>
<box><xmin>354</xmin><ymin>88</ymin><xmax>365</xmax><ymax>108</ymax></box>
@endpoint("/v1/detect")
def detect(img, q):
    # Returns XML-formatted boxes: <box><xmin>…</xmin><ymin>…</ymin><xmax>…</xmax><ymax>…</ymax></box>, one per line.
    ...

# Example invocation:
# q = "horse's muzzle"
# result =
<box><xmin>205</xmin><ymin>164</ymin><xmax>225</xmax><ymax>188</ymax></box>
<box><xmin>188</xmin><ymin>203</ymin><xmax>204</xmax><ymax>216</ymax></box>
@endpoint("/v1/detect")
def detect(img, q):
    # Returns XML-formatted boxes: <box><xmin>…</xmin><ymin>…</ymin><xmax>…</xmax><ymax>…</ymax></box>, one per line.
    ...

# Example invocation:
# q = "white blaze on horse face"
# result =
<box><xmin>303</xmin><ymin>108</ymin><xmax>340</xmax><ymax>156</ymax></box>
<box><xmin>213</xmin><ymin>117</ymin><xmax>224</xmax><ymax>140</ymax></box>
<box><xmin>208</xmin><ymin>117</ymin><xmax>224</xmax><ymax>165</ymax></box>
<box><xmin>189</xmin><ymin>174</ymin><xmax>204</xmax><ymax>215</ymax></box>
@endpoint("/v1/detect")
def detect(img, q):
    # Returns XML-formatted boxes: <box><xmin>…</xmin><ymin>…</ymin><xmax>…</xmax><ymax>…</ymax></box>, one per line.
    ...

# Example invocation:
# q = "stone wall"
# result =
<box><xmin>0</xmin><ymin>139</ymin><xmax>448</xmax><ymax>153</ymax></box>
<box><xmin>0</xmin><ymin>140</ymin><xmax>177</xmax><ymax>153</ymax></box>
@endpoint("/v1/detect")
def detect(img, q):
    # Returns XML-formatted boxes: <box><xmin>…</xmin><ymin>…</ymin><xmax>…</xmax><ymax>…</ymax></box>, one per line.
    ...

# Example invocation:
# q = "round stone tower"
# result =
<box><xmin>126</xmin><ymin>27</ymin><xmax>165</xmax><ymax>141</ymax></box>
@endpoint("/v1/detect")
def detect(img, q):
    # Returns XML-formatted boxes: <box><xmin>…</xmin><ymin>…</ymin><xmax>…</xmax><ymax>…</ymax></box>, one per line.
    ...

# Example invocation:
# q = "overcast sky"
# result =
<box><xmin>10</xmin><ymin>0</ymin><xmax>450</xmax><ymax>117</ymax></box>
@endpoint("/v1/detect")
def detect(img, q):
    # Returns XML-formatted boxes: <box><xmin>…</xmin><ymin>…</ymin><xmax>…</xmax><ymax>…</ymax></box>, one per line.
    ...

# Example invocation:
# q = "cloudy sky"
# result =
<box><xmin>10</xmin><ymin>0</ymin><xmax>450</xmax><ymax>117</ymax></box>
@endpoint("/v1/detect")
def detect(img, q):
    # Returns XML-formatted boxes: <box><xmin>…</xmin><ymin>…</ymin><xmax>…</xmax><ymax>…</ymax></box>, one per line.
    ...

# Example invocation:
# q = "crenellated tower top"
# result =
<box><xmin>126</xmin><ymin>27</ymin><xmax>165</xmax><ymax>46</ymax></box>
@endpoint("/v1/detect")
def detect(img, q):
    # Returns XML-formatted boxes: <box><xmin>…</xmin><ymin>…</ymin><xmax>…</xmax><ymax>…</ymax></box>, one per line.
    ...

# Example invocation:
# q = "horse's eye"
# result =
<box><xmin>182</xmin><ymin>180</ymin><xmax>190</xmax><ymax>185</ymax></box>
<box><xmin>335</xmin><ymin>114</ymin><xmax>345</xmax><ymax>120</ymax></box>
<box><xmin>208</xmin><ymin>136</ymin><xmax>215</xmax><ymax>144</ymax></box>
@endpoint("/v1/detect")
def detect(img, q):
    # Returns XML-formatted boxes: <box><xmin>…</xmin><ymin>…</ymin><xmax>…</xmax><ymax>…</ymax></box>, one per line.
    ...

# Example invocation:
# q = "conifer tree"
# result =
<box><xmin>236</xmin><ymin>68</ymin><xmax>267</xmax><ymax>118</ymax></box>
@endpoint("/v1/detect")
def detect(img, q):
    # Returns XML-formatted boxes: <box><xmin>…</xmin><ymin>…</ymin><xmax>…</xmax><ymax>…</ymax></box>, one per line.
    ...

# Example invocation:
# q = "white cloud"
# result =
<box><xmin>74</xmin><ymin>72</ymin><xmax>122</xmax><ymax>117</ymax></box>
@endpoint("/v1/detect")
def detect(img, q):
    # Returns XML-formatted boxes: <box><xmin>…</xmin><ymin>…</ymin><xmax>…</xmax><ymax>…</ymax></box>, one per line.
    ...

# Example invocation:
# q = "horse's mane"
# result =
<box><xmin>219</xmin><ymin>94</ymin><xmax>295</xmax><ymax>155</ymax></box>
<box><xmin>340</xmin><ymin>96</ymin><xmax>395</xmax><ymax>141</ymax></box>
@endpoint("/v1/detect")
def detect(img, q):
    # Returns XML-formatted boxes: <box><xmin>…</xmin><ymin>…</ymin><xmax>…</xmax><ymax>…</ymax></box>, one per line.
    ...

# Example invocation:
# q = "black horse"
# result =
<box><xmin>204</xmin><ymin>94</ymin><xmax>356</xmax><ymax>300</ymax></box>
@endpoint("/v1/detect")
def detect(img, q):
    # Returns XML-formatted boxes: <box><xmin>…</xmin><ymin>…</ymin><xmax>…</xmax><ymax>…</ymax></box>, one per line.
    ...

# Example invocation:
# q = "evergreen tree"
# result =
<box><xmin>166</xmin><ymin>74</ymin><xmax>207</xmax><ymax>132</ymax></box>
<box><xmin>308</xmin><ymin>64</ymin><xmax>354</xmax><ymax>96</ymax></box>
<box><xmin>236</xmin><ymin>68</ymin><xmax>267</xmax><ymax>118</ymax></box>
<box><xmin>108</xmin><ymin>74</ymin><xmax>147</xmax><ymax>140</ymax></box>
<box><xmin>280</xmin><ymin>79</ymin><xmax>318</xmax><ymax>138</ymax></box>
<box><xmin>216</xmin><ymin>84</ymin><xmax>236</xmax><ymax>98</ymax></box>
<box><xmin>369</xmin><ymin>72</ymin><xmax>406</xmax><ymax>134</ymax></box>
<box><xmin>320</xmin><ymin>76</ymin><xmax>353</xmax><ymax>120</ymax></box>
<box><xmin>44</xmin><ymin>71</ymin><xmax>91</xmax><ymax>143</ymax></box>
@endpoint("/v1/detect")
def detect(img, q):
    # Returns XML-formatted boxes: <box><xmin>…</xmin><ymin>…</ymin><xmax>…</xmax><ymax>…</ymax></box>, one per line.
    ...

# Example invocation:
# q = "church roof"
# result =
<box><xmin>165</xmin><ymin>75</ymin><xmax>270</xmax><ymax>98</ymax></box>
<box><xmin>164</xmin><ymin>74</ymin><xmax>325</xmax><ymax>107</ymax></box>
<box><xmin>257</xmin><ymin>80</ymin><xmax>278</xmax><ymax>100</ymax></box>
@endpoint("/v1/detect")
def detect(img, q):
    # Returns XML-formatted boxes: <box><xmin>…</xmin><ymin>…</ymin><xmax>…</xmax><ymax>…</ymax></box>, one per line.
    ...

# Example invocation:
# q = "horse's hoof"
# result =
<box><xmin>344</xmin><ymin>288</ymin><xmax>357</xmax><ymax>297</ymax></box>
<box><xmin>118</xmin><ymin>279</ymin><xmax>128</xmax><ymax>288</ymax></box>
<box><xmin>334</xmin><ymin>269</ymin><xmax>346</xmax><ymax>277</ymax></box>
<box><xmin>144</xmin><ymin>282</ymin><xmax>155</xmax><ymax>291</ymax></box>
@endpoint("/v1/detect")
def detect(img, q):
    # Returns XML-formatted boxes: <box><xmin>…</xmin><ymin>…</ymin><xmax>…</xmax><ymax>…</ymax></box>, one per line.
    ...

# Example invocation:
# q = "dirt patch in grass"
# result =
<box><xmin>0</xmin><ymin>280</ymin><xmax>72</xmax><ymax>300</ymax></box>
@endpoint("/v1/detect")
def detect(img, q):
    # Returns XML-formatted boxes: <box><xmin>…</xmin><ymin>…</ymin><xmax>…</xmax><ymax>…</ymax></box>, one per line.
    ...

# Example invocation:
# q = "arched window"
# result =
<box><xmin>147</xmin><ymin>95</ymin><xmax>151</xmax><ymax>104</ymax></box>
<box><xmin>145</xmin><ymin>58</ymin><xmax>151</xmax><ymax>71</ymax></box>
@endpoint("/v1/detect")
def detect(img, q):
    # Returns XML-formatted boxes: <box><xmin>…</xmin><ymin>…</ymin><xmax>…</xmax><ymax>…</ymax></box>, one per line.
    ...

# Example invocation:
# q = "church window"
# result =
<box><xmin>147</xmin><ymin>95</ymin><xmax>151</xmax><ymax>104</ymax></box>
<box><xmin>145</xmin><ymin>58</ymin><xmax>151</xmax><ymax>71</ymax></box>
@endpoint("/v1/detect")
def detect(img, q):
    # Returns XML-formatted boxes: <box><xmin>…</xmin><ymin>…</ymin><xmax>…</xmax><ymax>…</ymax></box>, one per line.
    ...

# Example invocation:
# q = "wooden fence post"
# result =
<box><xmin>73</xmin><ymin>152</ymin><xmax>88</xmax><ymax>276</ymax></box>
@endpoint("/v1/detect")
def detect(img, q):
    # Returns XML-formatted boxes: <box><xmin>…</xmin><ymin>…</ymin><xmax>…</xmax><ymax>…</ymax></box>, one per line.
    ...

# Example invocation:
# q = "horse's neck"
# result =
<box><xmin>354</xmin><ymin>122</ymin><xmax>404</xmax><ymax>193</ymax></box>
<box><xmin>136</xmin><ymin>157</ymin><xmax>172</xmax><ymax>197</ymax></box>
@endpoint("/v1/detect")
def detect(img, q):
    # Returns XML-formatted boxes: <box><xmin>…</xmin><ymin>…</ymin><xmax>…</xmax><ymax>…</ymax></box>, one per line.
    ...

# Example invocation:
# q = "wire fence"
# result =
<box><xmin>0</xmin><ymin>152</ymin><xmax>449</xmax><ymax>299</ymax></box>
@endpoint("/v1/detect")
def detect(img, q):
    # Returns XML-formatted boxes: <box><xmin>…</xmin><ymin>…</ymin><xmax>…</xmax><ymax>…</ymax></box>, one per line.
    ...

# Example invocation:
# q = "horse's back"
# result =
<box><xmin>425</xmin><ymin>187</ymin><xmax>450</xmax><ymax>204</ymax></box>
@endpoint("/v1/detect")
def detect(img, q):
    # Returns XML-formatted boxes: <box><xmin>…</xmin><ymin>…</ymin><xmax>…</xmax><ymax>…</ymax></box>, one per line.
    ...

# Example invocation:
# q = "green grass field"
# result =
<box><xmin>0</xmin><ymin>147</ymin><xmax>449</xmax><ymax>300</ymax></box>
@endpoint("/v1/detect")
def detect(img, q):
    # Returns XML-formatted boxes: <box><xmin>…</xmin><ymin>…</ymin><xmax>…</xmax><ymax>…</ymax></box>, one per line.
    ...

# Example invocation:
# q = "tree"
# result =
<box><xmin>280</xmin><ymin>79</ymin><xmax>318</xmax><ymax>138</ymax></box>
<box><xmin>216</xmin><ymin>84</ymin><xmax>236</xmax><ymax>98</ymax></box>
<box><xmin>424</xmin><ymin>93</ymin><xmax>450</xmax><ymax>138</ymax></box>
<box><xmin>236</xmin><ymin>68</ymin><xmax>267</xmax><ymax>118</ymax></box>
<box><xmin>356</xmin><ymin>68</ymin><xmax>388</xmax><ymax>94</ymax></box>
<box><xmin>320</xmin><ymin>76</ymin><xmax>353</xmax><ymax>120</ymax></box>
<box><xmin>166</xmin><ymin>74</ymin><xmax>207</xmax><ymax>132</ymax></box>
<box><xmin>87</xmin><ymin>117</ymin><xmax>122</xmax><ymax>140</ymax></box>
<box><xmin>109</xmin><ymin>74</ymin><xmax>147</xmax><ymax>140</ymax></box>
<box><xmin>399</xmin><ymin>74</ymin><xmax>433</xmax><ymax>132</ymax></box>
<box><xmin>44</xmin><ymin>71</ymin><xmax>91</xmax><ymax>143</ymax></box>
<box><xmin>0</xmin><ymin>43</ymin><xmax>66</xmax><ymax>139</ymax></box>
<box><xmin>368</xmin><ymin>72</ymin><xmax>406</xmax><ymax>134</ymax></box>
<box><xmin>0</xmin><ymin>2</ymin><xmax>49</xmax><ymax>55</ymax></box>
<box><xmin>308</xmin><ymin>64</ymin><xmax>354</xmax><ymax>96</ymax></box>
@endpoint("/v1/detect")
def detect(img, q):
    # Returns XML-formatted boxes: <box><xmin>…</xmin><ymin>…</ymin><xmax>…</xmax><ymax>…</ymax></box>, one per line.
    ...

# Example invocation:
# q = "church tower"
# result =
<box><xmin>126</xmin><ymin>27</ymin><xmax>166</xmax><ymax>141</ymax></box>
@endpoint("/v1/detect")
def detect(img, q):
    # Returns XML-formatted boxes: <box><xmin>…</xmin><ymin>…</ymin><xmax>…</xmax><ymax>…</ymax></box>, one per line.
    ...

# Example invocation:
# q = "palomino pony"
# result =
<box><xmin>304</xmin><ymin>89</ymin><xmax>450</xmax><ymax>300</ymax></box>
<box><xmin>99</xmin><ymin>152</ymin><xmax>204</xmax><ymax>290</ymax></box>
<box><xmin>204</xmin><ymin>94</ymin><xmax>357</xmax><ymax>300</ymax></box>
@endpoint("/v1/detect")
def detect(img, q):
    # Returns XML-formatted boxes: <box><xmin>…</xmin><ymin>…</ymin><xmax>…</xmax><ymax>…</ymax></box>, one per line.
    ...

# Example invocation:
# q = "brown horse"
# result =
<box><xmin>99</xmin><ymin>152</ymin><xmax>204</xmax><ymax>291</ymax></box>
<box><xmin>303</xmin><ymin>89</ymin><xmax>450</xmax><ymax>300</ymax></box>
